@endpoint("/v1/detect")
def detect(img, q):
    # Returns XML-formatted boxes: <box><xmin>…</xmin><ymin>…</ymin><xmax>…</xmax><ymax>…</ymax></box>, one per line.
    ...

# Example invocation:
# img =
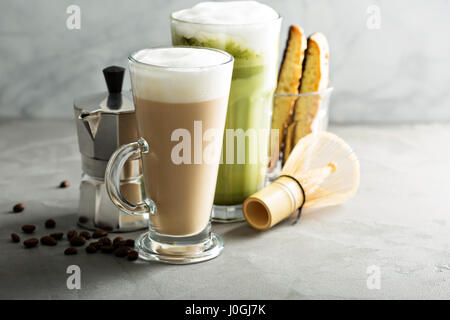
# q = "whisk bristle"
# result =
<box><xmin>281</xmin><ymin>132</ymin><xmax>360</xmax><ymax>209</ymax></box>
<box><xmin>243</xmin><ymin>131</ymin><xmax>360</xmax><ymax>231</ymax></box>
<box><xmin>328</xmin><ymin>162</ymin><xmax>337</xmax><ymax>173</ymax></box>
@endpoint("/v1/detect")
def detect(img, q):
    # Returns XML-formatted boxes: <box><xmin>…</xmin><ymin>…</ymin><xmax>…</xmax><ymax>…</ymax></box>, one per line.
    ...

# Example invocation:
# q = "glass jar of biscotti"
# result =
<box><xmin>267</xmin><ymin>87</ymin><xmax>334</xmax><ymax>180</ymax></box>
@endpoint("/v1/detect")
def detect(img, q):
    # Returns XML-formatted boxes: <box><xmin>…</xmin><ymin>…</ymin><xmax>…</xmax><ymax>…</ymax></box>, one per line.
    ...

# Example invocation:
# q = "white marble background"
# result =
<box><xmin>0</xmin><ymin>0</ymin><xmax>448</xmax><ymax>122</ymax></box>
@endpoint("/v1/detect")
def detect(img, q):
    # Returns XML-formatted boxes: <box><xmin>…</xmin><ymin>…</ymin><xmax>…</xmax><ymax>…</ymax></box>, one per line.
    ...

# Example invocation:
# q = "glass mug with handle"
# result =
<box><xmin>105</xmin><ymin>47</ymin><xmax>234</xmax><ymax>264</ymax></box>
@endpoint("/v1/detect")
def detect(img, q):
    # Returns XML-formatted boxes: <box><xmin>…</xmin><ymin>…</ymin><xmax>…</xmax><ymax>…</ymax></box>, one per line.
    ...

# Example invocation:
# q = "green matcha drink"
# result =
<box><xmin>171</xmin><ymin>1</ymin><xmax>281</xmax><ymax>221</ymax></box>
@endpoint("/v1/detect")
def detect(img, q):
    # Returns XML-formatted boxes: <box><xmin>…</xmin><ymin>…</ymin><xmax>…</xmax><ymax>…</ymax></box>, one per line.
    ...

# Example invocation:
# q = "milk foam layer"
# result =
<box><xmin>172</xmin><ymin>1</ymin><xmax>279</xmax><ymax>25</ymax></box>
<box><xmin>171</xmin><ymin>1</ymin><xmax>281</xmax><ymax>55</ymax></box>
<box><xmin>129</xmin><ymin>47</ymin><xmax>233</xmax><ymax>103</ymax></box>
<box><xmin>133</xmin><ymin>47</ymin><xmax>230</xmax><ymax>68</ymax></box>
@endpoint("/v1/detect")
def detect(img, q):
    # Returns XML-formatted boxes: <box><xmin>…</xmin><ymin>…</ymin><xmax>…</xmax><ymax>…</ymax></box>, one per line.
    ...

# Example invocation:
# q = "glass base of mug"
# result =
<box><xmin>211</xmin><ymin>204</ymin><xmax>245</xmax><ymax>223</ymax></box>
<box><xmin>135</xmin><ymin>231</ymin><xmax>224</xmax><ymax>264</ymax></box>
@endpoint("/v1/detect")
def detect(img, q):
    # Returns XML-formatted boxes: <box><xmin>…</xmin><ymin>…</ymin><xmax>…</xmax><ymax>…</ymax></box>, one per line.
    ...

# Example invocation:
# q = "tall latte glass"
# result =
<box><xmin>105</xmin><ymin>47</ymin><xmax>233</xmax><ymax>264</ymax></box>
<box><xmin>171</xmin><ymin>1</ymin><xmax>282</xmax><ymax>222</ymax></box>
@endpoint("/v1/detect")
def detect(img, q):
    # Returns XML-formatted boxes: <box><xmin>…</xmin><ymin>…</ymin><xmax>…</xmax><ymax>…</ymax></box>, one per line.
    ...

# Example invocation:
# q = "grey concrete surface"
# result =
<box><xmin>0</xmin><ymin>119</ymin><xmax>449</xmax><ymax>299</ymax></box>
<box><xmin>1</xmin><ymin>0</ymin><xmax>449</xmax><ymax>123</ymax></box>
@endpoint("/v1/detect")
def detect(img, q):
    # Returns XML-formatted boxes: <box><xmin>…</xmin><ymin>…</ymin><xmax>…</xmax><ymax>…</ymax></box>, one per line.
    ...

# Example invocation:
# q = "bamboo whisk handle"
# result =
<box><xmin>243</xmin><ymin>176</ymin><xmax>304</xmax><ymax>231</ymax></box>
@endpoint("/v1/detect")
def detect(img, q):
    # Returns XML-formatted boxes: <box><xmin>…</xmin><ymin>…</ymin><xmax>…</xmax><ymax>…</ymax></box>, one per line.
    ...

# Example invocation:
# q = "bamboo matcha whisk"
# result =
<box><xmin>243</xmin><ymin>132</ymin><xmax>360</xmax><ymax>231</ymax></box>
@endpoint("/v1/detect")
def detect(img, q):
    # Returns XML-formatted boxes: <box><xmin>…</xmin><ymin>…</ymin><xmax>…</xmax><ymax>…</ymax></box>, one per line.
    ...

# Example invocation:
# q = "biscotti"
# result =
<box><xmin>270</xmin><ymin>25</ymin><xmax>307</xmax><ymax>162</ymax></box>
<box><xmin>284</xmin><ymin>32</ymin><xmax>330</xmax><ymax>160</ymax></box>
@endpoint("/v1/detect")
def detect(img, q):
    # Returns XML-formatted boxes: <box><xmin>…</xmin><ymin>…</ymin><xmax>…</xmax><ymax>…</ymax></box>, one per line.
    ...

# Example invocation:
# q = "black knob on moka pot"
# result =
<box><xmin>103</xmin><ymin>66</ymin><xmax>125</xmax><ymax>93</ymax></box>
<box><xmin>103</xmin><ymin>66</ymin><xmax>125</xmax><ymax>110</ymax></box>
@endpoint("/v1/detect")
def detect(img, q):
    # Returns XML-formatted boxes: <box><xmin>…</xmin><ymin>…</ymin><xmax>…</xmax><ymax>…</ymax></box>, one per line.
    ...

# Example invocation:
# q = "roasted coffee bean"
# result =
<box><xmin>92</xmin><ymin>230</ymin><xmax>108</xmax><ymax>239</ymax></box>
<box><xmin>64</xmin><ymin>247</ymin><xmax>77</xmax><ymax>255</ymax></box>
<box><xmin>85</xmin><ymin>245</ymin><xmax>97</xmax><ymax>254</ymax></box>
<box><xmin>67</xmin><ymin>230</ymin><xmax>77</xmax><ymax>240</ymax></box>
<box><xmin>99</xmin><ymin>237</ymin><xmax>112</xmax><ymax>246</ymax></box>
<box><xmin>50</xmin><ymin>232</ymin><xmax>64</xmax><ymax>240</ymax></box>
<box><xmin>101</xmin><ymin>245</ymin><xmax>115</xmax><ymax>254</ymax></box>
<box><xmin>59</xmin><ymin>180</ymin><xmax>70</xmax><ymax>188</ymax></box>
<box><xmin>114</xmin><ymin>246</ymin><xmax>130</xmax><ymax>257</ymax></box>
<box><xmin>45</xmin><ymin>219</ymin><xmax>56</xmax><ymax>229</ymax></box>
<box><xmin>23</xmin><ymin>238</ymin><xmax>38</xmax><ymax>248</ymax></box>
<box><xmin>127</xmin><ymin>250</ymin><xmax>139</xmax><ymax>261</ymax></box>
<box><xmin>125</xmin><ymin>239</ymin><xmax>135</xmax><ymax>247</ymax></box>
<box><xmin>13</xmin><ymin>203</ymin><xmax>25</xmax><ymax>213</ymax></box>
<box><xmin>90</xmin><ymin>241</ymin><xmax>103</xmax><ymax>249</ymax></box>
<box><xmin>22</xmin><ymin>225</ymin><xmax>35</xmax><ymax>234</ymax></box>
<box><xmin>113</xmin><ymin>238</ymin><xmax>127</xmax><ymax>248</ymax></box>
<box><xmin>11</xmin><ymin>233</ymin><xmax>20</xmax><ymax>243</ymax></box>
<box><xmin>117</xmin><ymin>240</ymin><xmax>127</xmax><ymax>248</ymax></box>
<box><xmin>78</xmin><ymin>216</ymin><xmax>89</xmax><ymax>223</ymax></box>
<box><xmin>69</xmin><ymin>236</ymin><xmax>86</xmax><ymax>247</ymax></box>
<box><xmin>79</xmin><ymin>231</ymin><xmax>91</xmax><ymax>240</ymax></box>
<box><xmin>113</xmin><ymin>236</ymin><xmax>125</xmax><ymax>246</ymax></box>
<box><xmin>40</xmin><ymin>236</ymin><xmax>57</xmax><ymax>246</ymax></box>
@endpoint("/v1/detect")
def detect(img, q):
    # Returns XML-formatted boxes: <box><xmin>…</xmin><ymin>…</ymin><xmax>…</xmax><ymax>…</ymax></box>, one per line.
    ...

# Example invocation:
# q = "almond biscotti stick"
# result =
<box><xmin>283</xmin><ymin>122</ymin><xmax>295</xmax><ymax>164</ymax></box>
<box><xmin>288</xmin><ymin>32</ymin><xmax>329</xmax><ymax>159</ymax></box>
<box><xmin>270</xmin><ymin>25</ymin><xmax>306</xmax><ymax>161</ymax></box>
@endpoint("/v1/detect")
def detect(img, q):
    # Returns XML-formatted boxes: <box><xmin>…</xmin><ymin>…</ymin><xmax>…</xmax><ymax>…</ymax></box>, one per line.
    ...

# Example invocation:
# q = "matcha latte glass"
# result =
<box><xmin>171</xmin><ymin>2</ymin><xmax>281</xmax><ymax>222</ymax></box>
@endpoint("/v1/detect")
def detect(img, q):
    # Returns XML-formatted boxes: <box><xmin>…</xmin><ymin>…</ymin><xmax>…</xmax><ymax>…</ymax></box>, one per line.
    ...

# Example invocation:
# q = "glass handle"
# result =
<box><xmin>105</xmin><ymin>138</ymin><xmax>150</xmax><ymax>216</ymax></box>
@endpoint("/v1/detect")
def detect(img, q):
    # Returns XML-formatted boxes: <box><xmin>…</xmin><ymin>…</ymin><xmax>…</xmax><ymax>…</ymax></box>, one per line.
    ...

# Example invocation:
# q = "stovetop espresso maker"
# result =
<box><xmin>74</xmin><ymin>66</ymin><xmax>147</xmax><ymax>232</ymax></box>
